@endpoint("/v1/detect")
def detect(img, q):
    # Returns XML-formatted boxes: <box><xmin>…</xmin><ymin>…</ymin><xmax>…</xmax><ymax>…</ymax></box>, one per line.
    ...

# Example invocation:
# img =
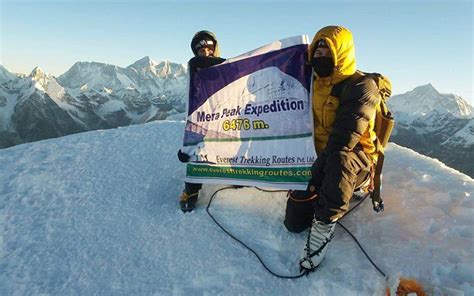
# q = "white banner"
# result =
<box><xmin>182</xmin><ymin>35</ymin><xmax>316</xmax><ymax>190</ymax></box>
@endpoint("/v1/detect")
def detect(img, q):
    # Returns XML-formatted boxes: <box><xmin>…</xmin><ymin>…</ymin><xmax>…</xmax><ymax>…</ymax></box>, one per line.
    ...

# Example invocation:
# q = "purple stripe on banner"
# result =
<box><xmin>188</xmin><ymin>44</ymin><xmax>311</xmax><ymax>115</ymax></box>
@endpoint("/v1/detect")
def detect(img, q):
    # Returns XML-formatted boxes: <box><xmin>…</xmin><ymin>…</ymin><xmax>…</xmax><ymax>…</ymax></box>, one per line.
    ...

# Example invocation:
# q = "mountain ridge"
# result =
<box><xmin>1</xmin><ymin>61</ymin><xmax>472</xmax><ymax>178</ymax></box>
<box><xmin>0</xmin><ymin>58</ymin><xmax>187</xmax><ymax>148</ymax></box>
<box><xmin>389</xmin><ymin>85</ymin><xmax>473</xmax><ymax>177</ymax></box>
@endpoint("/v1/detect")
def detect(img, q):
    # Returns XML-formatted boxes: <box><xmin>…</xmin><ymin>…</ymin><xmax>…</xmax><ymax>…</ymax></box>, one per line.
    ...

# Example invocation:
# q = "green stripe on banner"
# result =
<box><xmin>186</xmin><ymin>164</ymin><xmax>312</xmax><ymax>183</ymax></box>
<box><xmin>183</xmin><ymin>132</ymin><xmax>313</xmax><ymax>147</ymax></box>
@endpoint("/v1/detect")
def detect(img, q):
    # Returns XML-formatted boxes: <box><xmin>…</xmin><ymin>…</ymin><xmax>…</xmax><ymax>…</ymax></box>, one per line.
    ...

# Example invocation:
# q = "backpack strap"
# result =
<box><xmin>370</xmin><ymin>73</ymin><xmax>393</xmax><ymax>213</ymax></box>
<box><xmin>330</xmin><ymin>71</ymin><xmax>364</xmax><ymax>99</ymax></box>
<box><xmin>370</xmin><ymin>153</ymin><xmax>385</xmax><ymax>212</ymax></box>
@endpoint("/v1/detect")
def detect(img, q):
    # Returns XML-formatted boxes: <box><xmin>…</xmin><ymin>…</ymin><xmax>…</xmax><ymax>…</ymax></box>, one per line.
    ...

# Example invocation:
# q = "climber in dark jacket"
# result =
<box><xmin>177</xmin><ymin>30</ymin><xmax>225</xmax><ymax>212</ymax></box>
<box><xmin>284</xmin><ymin>26</ymin><xmax>381</xmax><ymax>272</ymax></box>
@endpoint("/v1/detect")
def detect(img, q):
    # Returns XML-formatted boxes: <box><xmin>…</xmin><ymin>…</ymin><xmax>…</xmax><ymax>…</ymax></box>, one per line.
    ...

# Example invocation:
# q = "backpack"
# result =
<box><xmin>366</xmin><ymin>72</ymin><xmax>395</xmax><ymax>212</ymax></box>
<box><xmin>338</xmin><ymin>71</ymin><xmax>395</xmax><ymax>212</ymax></box>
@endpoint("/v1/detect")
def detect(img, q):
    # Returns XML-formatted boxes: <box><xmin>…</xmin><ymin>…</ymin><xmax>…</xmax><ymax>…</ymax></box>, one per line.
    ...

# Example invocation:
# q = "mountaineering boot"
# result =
<box><xmin>284</xmin><ymin>189</ymin><xmax>318</xmax><ymax>233</ymax></box>
<box><xmin>179</xmin><ymin>191</ymin><xmax>198</xmax><ymax>212</ymax></box>
<box><xmin>299</xmin><ymin>218</ymin><xmax>336</xmax><ymax>272</ymax></box>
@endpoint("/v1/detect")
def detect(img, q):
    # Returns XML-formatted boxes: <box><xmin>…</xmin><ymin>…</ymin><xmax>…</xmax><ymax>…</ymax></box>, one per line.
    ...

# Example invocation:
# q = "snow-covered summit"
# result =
<box><xmin>154</xmin><ymin>60</ymin><xmax>187</xmax><ymax>77</ymax></box>
<box><xmin>127</xmin><ymin>57</ymin><xmax>186</xmax><ymax>79</ymax></box>
<box><xmin>127</xmin><ymin>56</ymin><xmax>158</xmax><ymax>70</ymax></box>
<box><xmin>0</xmin><ymin>121</ymin><xmax>471</xmax><ymax>295</ymax></box>
<box><xmin>27</xmin><ymin>66</ymin><xmax>59</xmax><ymax>93</ymax></box>
<box><xmin>57</xmin><ymin>61</ymin><xmax>138</xmax><ymax>91</ymax></box>
<box><xmin>29</xmin><ymin>66</ymin><xmax>47</xmax><ymax>78</ymax></box>
<box><xmin>388</xmin><ymin>84</ymin><xmax>474</xmax><ymax>177</ymax></box>
<box><xmin>127</xmin><ymin>56</ymin><xmax>159</xmax><ymax>77</ymax></box>
<box><xmin>390</xmin><ymin>83</ymin><xmax>472</xmax><ymax>119</ymax></box>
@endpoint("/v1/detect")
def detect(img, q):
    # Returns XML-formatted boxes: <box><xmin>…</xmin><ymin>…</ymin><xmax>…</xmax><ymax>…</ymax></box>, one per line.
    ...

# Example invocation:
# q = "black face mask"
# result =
<box><xmin>311</xmin><ymin>57</ymin><xmax>334</xmax><ymax>78</ymax></box>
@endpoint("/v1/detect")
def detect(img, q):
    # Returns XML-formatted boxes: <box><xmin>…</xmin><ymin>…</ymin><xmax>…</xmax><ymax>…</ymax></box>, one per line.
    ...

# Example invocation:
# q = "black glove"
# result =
<box><xmin>289</xmin><ymin>187</ymin><xmax>318</xmax><ymax>201</ymax></box>
<box><xmin>308</xmin><ymin>151</ymin><xmax>327</xmax><ymax>192</ymax></box>
<box><xmin>177</xmin><ymin>149</ymin><xmax>190</xmax><ymax>163</ymax></box>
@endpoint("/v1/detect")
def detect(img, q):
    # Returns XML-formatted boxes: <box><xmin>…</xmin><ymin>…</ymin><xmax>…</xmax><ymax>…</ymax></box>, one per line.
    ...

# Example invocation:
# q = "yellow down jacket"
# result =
<box><xmin>309</xmin><ymin>26</ymin><xmax>379</xmax><ymax>160</ymax></box>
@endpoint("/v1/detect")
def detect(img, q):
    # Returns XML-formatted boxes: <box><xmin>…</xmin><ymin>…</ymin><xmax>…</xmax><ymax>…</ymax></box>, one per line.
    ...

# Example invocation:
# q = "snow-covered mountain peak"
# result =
<box><xmin>127</xmin><ymin>56</ymin><xmax>158</xmax><ymax>70</ymax></box>
<box><xmin>27</xmin><ymin>66</ymin><xmax>59</xmax><ymax>92</ymax></box>
<box><xmin>155</xmin><ymin>60</ymin><xmax>171</xmax><ymax>76</ymax></box>
<box><xmin>29</xmin><ymin>66</ymin><xmax>48</xmax><ymax>79</ymax></box>
<box><xmin>390</xmin><ymin>83</ymin><xmax>472</xmax><ymax>119</ymax></box>
<box><xmin>65</xmin><ymin>61</ymin><xmax>121</xmax><ymax>75</ymax></box>
<box><xmin>127</xmin><ymin>56</ymin><xmax>160</xmax><ymax>77</ymax></box>
<box><xmin>62</xmin><ymin>61</ymin><xmax>122</xmax><ymax>76</ymax></box>
<box><xmin>127</xmin><ymin>58</ymin><xmax>186</xmax><ymax>79</ymax></box>
<box><xmin>58</xmin><ymin>61</ymin><xmax>138</xmax><ymax>91</ymax></box>
<box><xmin>389</xmin><ymin>84</ymin><xmax>473</xmax><ymax>177</ymax></box>
<box><xmin>412</xmin><ymin>83</ymin><xmax>438</xmax><ymax>94</ymax></box>
<box><xmin>155</xmin><ymin>60</ymin><xmax>187</xmax><ymax>78</ymax></box>
<box><xmin>404</xmin><ymin>83</ymin><xmax>441</xmax><ymax>102</ymax></box>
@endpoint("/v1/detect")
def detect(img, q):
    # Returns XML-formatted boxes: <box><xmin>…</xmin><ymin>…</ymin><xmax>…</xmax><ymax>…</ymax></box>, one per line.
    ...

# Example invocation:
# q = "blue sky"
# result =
<box><xmin>1</xmin><ymin>0</ymin><xmax>473</xmax><ymax>103</ymax></box>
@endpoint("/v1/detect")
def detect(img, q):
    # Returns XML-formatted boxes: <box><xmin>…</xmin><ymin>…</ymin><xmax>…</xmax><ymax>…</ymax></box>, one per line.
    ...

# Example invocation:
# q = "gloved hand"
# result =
<box><xmin>177</xmin><ymin>149</ymin><xmax>190</xmax><ymax>163</ymax></box>
<box><xmin>288</xmin><ymin>188</ymin><xmax>318</xmax><ymax>202</ymax></box>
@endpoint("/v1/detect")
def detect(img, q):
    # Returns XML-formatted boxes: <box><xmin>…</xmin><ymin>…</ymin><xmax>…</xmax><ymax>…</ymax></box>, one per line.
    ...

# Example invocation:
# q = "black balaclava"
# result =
<box><xmin>311</xmin><ymin>39</ymin><xmax>334</xmax><ymax>78</ymax></box>
<box><xmin>312</xmin><ymin>57</ymin><xmax>334</xmax><ymax>78</ymax></box>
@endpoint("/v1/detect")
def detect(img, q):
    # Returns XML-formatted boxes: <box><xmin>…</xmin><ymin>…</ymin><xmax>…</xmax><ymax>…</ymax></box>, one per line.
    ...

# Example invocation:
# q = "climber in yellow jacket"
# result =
<box><xmin>284</xmin><ymin>26</ymin><xmax>381</xmax><ymax>272</ymax></box>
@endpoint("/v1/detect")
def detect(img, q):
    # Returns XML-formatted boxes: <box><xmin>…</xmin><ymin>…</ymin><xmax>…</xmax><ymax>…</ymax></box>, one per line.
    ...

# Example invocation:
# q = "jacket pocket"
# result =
<box><xmin>322</xmin><ymin>95</ymin><xmax>340</xmax><ymax>130</ymax></box>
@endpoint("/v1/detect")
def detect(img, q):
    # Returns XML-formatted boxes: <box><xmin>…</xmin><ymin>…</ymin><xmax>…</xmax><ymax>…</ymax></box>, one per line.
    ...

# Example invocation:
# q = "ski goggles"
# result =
<box><xmin>195</xmin><ymin>39</ymin><xmax>215</xmax><ymax>51</ymax></box>
<box><xmin>315</xmin><ymin>39</ymin><xmax>329</xmax><ymax>49</ymax></box>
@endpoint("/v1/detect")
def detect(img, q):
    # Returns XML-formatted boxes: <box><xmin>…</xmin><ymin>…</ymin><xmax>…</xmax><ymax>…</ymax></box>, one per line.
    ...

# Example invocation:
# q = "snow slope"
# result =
<box><xmin>0</xmin><ymin>65</ymin><xmax>17</xmax><ymax>82</ymax></box>
<box><xmin>0</xmin><ymin>121</ymin><xmax>472</xmax><ymax>295</ymax></box>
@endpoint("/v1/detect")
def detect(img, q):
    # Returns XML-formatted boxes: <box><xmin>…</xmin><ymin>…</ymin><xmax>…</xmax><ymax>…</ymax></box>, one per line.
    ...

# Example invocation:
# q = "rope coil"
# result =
<box><xmin>206</xmin><ymin>187</ymin><xmax>386</xmax><ymax>279</ymax></box>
